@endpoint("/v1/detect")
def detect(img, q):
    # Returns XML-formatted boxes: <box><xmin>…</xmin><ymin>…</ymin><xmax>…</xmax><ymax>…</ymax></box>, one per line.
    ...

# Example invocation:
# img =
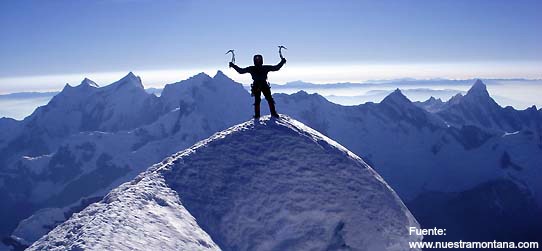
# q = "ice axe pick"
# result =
<box><xmin>278</xmin><ymin>46</ymin><xmax>287</xmax><ymax>59</ymax></box>
<box><xmin>226</xmin><ymin>49</ymin><xmax>235</xmax><ymax>64</ymax></box>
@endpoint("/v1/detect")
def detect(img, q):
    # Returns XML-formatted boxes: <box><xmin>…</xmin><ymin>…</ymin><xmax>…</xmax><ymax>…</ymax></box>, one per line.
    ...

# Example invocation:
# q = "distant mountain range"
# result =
<box><xmin>269</xmin><ymin>78</ymin><xmax>542</xmax><ymax>89</ymax></box>
<box><xmin>1</xmin><ymin>72</ymin><xmax>541</xmax><ymax>249</ymax></box>
<box><xmin>0</xmin><ymin>92</ymin><xmax>59</xmax><ymax>99</ymax></box>
<box><xmin>2</xmin><ymin>77</ymin><xmax>540</xmax><ymax>121</ymax></box>
<box><xmin>0</xmin><ymin>88</ymin><xmax>161</xmax><ymax>100</ymax></box>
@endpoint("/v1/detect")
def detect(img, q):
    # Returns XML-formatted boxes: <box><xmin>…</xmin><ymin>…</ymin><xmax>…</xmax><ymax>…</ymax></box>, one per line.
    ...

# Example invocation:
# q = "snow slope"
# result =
<box><xmin>27</xmin><ymin>168</ymin><xmax>219</xmax><ymax>251</ymax></box>
<box><xmin>28</xmin><ymin>116</ymin><xmax>420</xmax><ymax>251</ymax></box>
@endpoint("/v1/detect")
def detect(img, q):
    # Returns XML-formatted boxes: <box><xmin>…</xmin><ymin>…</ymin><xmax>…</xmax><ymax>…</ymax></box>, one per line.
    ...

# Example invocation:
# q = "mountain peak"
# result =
<box><xmin>180</xmin><ymin>72</ymin><xmax>211</xmax><ymax>83</ymax></box>
<box><xmin>62</xmin><ymin>83</ymin><xmax>73</xmax><ymax>90</ymax></box>
<box><xmin>122</xmin><ymin>71</ymin><xmax>140</xmax><ymax>82</ymax></box>
<box><xmin>106</xmin><ymin>72</ymin><xmax>144</xmax><ymax>90</ymax></box>
<box><xmin>381</xmin><ymin>88</ymin><xmax>411</xmax><ymax>105</ymax></box>
<box><xmin>461</xmin><ymin>79</ymin><xmax>502</xmax><ymax>109</ymax></box>
<box><xmin>126</xmin><ymin>71</ymin><xmax>136</xmax><ymax>78</ymax></box>
<box><xmin>214</xmin><ymin>70</ymin><xmax>226</xmax><ymax>77</ymax></box>
<box><xmin>286</xmin><ymin>90</ymin><xmax>331</xmax><ymax>104</ymax></box>
<box><xmin>193</xmin><ymin>72</ymin><xmax>211</xmax><ymax>78</ymax></box>
<box><xmin>447</xmin><ymin>93</ymin><xmax>464</xmax><ymax>104</ymax></box>
<box><xmin>466</xmin><ymin>79</ymin><xmax>489</xmax><ymax>97</ymax></box>
<box><xmin>212</xmin><ymin>70</ymin><xmax>231</xmax><ymax>81</ymax></box>
<box><xmin>59</xmin><ymin>78</ymin><xmax>98</xmax><ymax>96</ymax></box>
<box><xmin>427</xmin><ymin>96</ymin><xmax>442</xmax><ymax>103</ymax></box>
<box><xmin>29</xmin><ymin>116</ymin><xmax>420</xmax><ymax>251</ymax></box>
<box><xmin>80</xmin><ymin>78</ymin><xmax>99</xmax><ymax>88</ymax></box>
<box><xmin>525</xmin><ymin>105</ymin><xmax>538</xmax><ymax>112</ymax></box>
<box><xmin>414</xmin><ymin>96</ymin><xmax>446</xmax><ymax>112</ymax></box>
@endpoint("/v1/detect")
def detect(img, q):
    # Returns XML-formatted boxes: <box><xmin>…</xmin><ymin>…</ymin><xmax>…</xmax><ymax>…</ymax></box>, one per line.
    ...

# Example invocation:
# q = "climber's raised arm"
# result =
<box><xmin>266</xmin><ymin>58</ymin><xmax>287</xmax><ymax>72</ymax></box>
<box><xmin>229</xmin><ymin>62</ymin><xmax>250</xmax><ymax>74</ymax></box>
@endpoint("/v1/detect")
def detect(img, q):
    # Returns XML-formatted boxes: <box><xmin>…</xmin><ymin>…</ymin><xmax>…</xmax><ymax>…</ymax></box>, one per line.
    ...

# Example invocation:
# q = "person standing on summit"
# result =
<box><xmin>229</xmin><ymin>54</ymin><xmax>286</xmax><ymax>118</ymax></box>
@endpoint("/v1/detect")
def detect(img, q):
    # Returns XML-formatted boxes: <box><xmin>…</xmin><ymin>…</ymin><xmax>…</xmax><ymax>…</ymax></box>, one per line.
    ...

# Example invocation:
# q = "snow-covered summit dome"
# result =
<box><xmin>28</xmin><ymin>116</ymin><xmax>421</xmax><ymax>251</ymax></box>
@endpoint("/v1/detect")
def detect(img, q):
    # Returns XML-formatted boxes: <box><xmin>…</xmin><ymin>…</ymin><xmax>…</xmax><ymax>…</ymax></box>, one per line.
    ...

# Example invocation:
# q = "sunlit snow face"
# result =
<box><xmin>253</xmin><ymin>55</ymin><xmax>263</xmax><ymax>66</ymax></box>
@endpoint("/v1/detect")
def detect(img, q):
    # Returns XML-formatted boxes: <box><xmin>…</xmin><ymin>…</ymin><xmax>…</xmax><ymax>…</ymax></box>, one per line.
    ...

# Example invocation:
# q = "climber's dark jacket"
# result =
<box><xmin>230</xmin><ymin>58</ymin><xmax>286</xmax><ymax>89</ymax></box>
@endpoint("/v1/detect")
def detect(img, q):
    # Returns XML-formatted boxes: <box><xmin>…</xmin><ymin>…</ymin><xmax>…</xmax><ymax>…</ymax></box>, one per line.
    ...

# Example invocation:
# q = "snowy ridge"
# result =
<box><xmin>29</xmin><ymin>116</ymin><xmax>421</xmax><ymax>251</ymax></box>
<box><xmin>28</xmin><ymin>170</ymin><xmax>219</xmax><ymax>251</ymax></box>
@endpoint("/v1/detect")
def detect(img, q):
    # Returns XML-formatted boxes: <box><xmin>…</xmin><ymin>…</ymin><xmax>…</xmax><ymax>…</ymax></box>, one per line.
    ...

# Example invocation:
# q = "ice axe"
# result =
<box><xmin>278</xmin><ymin>45</ymin><xmax>287</xmax><ymax>59</ymax></box>
<box><xmin>226</xmin><ymin>49</ymin><xmax>235</xmax><ymax>64</ymax></box>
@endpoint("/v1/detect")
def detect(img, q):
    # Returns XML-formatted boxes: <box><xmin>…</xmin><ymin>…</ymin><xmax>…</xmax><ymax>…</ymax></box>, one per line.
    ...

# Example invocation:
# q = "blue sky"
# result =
<box><xmin>0</xmin><ymin>0</ymin><xmax>541</xmax><ymax>92</ymax></box>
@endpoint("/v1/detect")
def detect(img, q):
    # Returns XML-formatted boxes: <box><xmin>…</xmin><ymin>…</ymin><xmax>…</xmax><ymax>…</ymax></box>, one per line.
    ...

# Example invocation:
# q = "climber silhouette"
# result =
<box><xmin>229</xmin><ymin>54</ymin><xmax>286</xmax><ymax>118</ymax></box>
